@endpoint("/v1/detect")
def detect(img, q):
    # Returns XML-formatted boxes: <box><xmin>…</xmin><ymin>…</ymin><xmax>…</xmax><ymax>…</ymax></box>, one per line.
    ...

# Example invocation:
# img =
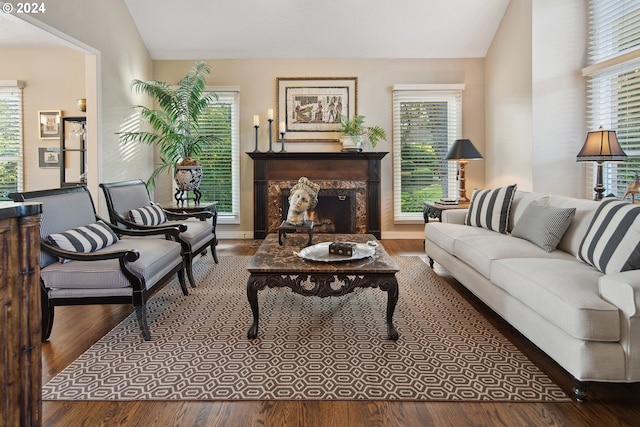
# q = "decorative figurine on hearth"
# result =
<box><xmin>286</xmin><ymin>177</ymin><xmax>321</xmax><ymax>226</ymax></box>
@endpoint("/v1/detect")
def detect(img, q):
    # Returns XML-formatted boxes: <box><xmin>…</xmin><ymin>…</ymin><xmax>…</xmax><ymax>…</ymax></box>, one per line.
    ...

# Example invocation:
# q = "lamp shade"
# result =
<box><xmin>444</xmin><ymin>139</ymin><xmax>484</xmax><ymax>161</ymax></box>
<box><xmin>576</xmin><ymin>128</ymin><xmax>627</xmax><ymax>162</ymax></box>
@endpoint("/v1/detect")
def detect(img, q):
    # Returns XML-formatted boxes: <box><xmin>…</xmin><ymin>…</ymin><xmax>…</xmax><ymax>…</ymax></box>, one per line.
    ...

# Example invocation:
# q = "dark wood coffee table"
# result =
<box><xmin>246</xmin><ymin>233</ymin><xmax>400</xmax><ymax>340</ymax></box>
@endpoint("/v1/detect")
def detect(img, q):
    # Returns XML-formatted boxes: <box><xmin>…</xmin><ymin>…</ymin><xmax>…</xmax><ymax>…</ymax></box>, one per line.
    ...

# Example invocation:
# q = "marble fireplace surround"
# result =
<box><xmin>248</xmin><ymin>152</ymin><xmax>387</xmax><ymax>239</ymax></box>
<box><xmin>275</xmin><ymin>183</ymin><xmax>362</xmax><ymax>234</ymax></box>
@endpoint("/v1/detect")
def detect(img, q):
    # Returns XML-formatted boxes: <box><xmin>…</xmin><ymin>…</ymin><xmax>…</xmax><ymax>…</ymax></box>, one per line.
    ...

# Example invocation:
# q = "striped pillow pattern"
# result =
<box><xmin>465</xmin><ymin>184</ymin><xmax>517</xmax><ymax>234</ymax></box>
<box><xmin>48</xmin><ymin>220</ymin><xmax>119</xmax><ymax>253</ymax></box>
<box><xmin>129</xmin><ymin>204</ymin><xmax>167</xmax><ymax>226</ymax></box>
<box><xmin>577</xmin><ymin>199</ymin><xmax>640</xmax><ymax>274</ymax></box>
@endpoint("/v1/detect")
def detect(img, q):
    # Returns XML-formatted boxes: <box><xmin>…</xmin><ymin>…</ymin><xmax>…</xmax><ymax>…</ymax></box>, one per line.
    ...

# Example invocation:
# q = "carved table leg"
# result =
<box><xmin>246</xmin><ymin>275</ymin><xmax>261</xmax><ymax>339</ymax></box>
<box><xmin>381</xmin><ymin>276</ymin><xmax>400</xmax><ymax>340</ymax></box>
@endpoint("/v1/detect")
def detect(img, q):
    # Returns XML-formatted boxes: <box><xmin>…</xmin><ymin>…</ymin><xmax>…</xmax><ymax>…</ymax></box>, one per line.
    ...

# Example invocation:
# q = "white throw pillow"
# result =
<box><xmin>578</xmin><ymin>198</ymin><xmax>640</xmax><ymax>274</ymax></box>
<box><xmin>129</xmin><ymin>204</ymin><xmax>167</xmax><ymax>226</ymax></box>
<box><xmin>512</xmin><ymin>202</ymin><xmax>576</xmax><ymax>252</ymax></box>
<box><xmin>465</xmin><ymin>184</ymin><xmax>517</xmax><ymax>234</ymax></box>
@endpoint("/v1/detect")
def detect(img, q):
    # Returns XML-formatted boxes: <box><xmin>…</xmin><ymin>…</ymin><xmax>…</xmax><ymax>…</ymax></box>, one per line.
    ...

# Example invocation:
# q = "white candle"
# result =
<box><xmin>279</xmin><ymin>121</ymin><xmax>286</xmax><ymax>133</ymax></box>
<box><xmin>268</xmin><ymin>109</ymin><xmax>274</xmax><ymax>120</ymax></box>
<box><xmin>253</xmin><ymin>115</ymin><xmax>259</xmax><ymax>127</ymax></box>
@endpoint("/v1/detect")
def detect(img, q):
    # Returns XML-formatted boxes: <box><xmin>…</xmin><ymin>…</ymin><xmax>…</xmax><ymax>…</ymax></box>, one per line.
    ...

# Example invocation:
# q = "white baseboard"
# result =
<box><xmin>216</xmin><ymin>231</ymin><xmax>257</xmax><ymax>239</ymax></box>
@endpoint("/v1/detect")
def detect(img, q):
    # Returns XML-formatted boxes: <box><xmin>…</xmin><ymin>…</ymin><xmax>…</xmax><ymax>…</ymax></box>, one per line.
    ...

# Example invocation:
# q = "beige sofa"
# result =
<box><xmin>424</xmin><ymin>190</ymin><xmax>640</xmax><ymax>400</ymax></box>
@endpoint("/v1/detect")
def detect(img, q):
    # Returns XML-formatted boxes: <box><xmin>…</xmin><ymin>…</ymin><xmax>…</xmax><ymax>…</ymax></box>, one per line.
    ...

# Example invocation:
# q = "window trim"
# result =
<box><xmin>199</xmin><ymin>85</ymin><xmax>240</xmax><ymax>224</ymax></box>
<box><xmin>392</xmin><ymin>84</ymin><xmax>464</xmax><ymax>223</ymax></box>
<box><xmin>0</xmin><ymin>80</ymin><xmax>25</xmax><ymax>199</ymax></box>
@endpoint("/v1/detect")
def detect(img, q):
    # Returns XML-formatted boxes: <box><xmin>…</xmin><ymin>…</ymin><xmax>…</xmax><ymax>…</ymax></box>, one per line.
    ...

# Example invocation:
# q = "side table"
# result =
<box><xmin>423</xmin><ymin>201</ymin><xmax>466</xmax><ymax>223</ymax></box>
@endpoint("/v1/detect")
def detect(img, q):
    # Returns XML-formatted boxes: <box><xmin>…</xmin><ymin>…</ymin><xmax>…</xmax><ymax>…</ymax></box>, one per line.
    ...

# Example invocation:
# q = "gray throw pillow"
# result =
<box><xmin>512</xmin><ymin>203</ymin><xmax>576</xmax><ymax>252</ymax></box>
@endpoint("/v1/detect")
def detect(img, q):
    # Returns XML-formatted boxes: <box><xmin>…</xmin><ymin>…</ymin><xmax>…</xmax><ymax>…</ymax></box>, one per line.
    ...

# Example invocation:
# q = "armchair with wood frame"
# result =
<box><xmin>9</xmin><ymin>186</ymin><xmax>188</xmax><ymax>341</ymax></box>
<box><xmin>100</xmin><ymin>180</ymin><xmax>218</xmax><ymax>288</ymax></box>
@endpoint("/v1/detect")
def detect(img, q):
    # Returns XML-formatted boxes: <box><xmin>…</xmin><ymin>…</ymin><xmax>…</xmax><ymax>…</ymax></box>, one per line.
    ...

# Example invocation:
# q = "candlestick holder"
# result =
<box><xmin>280</xmin><ymin>132</ymin><xmax>287</xmax><ymax>152</ymax></box>
<box><xmin>253</xmin><ymin>125</ymin><xmax>260</xmax><ymax>152</ymax></box>
<box><xmin>267</xmin><ymin>119</ymin><xmax>274</xmax><ymax>152</ymax></box>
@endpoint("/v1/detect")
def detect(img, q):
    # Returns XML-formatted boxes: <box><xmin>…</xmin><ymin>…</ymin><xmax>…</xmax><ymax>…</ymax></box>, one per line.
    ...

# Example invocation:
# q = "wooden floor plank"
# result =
<box><xmin>41</xmin><ymin>239</ymin><xmax>640</xmax><ymax>427</ymax></box>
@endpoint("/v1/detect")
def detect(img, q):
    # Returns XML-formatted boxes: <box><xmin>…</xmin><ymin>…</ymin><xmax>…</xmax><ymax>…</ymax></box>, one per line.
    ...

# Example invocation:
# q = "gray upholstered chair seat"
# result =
<box><xmin>41</xmin><ymin>238</ymin><xmax>183</xmax><ymax>291</ymax></box>
<box><xmin>164</xmin><ymin>219</ymin><xmax>214</xmax><ymax>249</ymax></box>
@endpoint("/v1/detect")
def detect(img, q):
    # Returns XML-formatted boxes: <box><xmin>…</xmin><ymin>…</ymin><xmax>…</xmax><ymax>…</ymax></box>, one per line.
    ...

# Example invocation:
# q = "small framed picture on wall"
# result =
<box><xmin>38</xmin><ymin>110</ymin><xmax>61</xmax><ymax>139</ymax></box>
<box><xmin>38</xmin><ymin>147</ymin><xmax>60</xmax><ymax>168</ymax></box>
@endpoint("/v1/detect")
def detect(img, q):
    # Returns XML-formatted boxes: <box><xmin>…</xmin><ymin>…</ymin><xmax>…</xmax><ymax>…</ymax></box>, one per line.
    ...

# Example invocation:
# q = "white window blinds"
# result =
<box><xmin>392</xmin><ymin>85</ymin><xmax>462</xmax><ymax>222</ymax></box>
<box><xmin>198</xmin><ymin>88</ymin><xmax>240</xmax><ymax>223</ymax></box>
<box><xmin>0</xmin><ymin>81</ymin><xmax>24</xmax><ymax>200</ymax></box>
<box><xmin>585</xmin><ymin>0</ymin><xmax>640</xmax><ymax>198</ymax></box>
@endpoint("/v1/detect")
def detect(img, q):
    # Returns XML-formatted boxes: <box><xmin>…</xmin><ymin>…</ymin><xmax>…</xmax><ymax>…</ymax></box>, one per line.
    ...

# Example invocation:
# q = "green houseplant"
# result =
<box><xmin>338</xmin><ymin>114</ymin><xmax>387</xmax><ymax>151</ymax></box>
<box><xmin>118</xmin><ymin>61</ymin><xmax>221</xmax><ymax>190</ymax></box>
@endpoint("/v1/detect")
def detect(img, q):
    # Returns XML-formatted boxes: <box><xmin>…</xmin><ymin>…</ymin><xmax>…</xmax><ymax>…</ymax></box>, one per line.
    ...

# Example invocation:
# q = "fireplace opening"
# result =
<box><xmin>282</xmin><ymin>188</ymin><xmax>357</xmax><ymax>233</ymax></box>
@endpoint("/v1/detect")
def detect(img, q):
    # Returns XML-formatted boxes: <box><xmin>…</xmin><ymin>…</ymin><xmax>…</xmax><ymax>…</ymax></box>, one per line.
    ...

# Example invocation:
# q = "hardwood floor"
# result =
<box><xmin>42</xmin><ymin>239</ymin><xmax>640</xmax><ymax>426</ymax></box>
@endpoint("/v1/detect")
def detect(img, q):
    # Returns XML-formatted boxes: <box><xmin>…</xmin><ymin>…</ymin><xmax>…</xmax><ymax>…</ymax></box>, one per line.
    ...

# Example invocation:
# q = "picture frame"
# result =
<box><xmin>39</xmin><ymin>110</ymin><xmax>61</xmax><ymax>139</ymax></box>
<box><xmin>276</xmin><ymin>77</ymin><xmax>357</xmax><ymax>142</ymax></box>
<box><xmin>38</xmin><ymin>147</ymin><xmax>60</xmax><ymax>168</ymax></box>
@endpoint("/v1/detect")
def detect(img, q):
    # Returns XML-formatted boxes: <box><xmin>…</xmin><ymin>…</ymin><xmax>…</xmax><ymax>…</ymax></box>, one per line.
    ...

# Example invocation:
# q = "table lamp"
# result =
<box><xmin>576</xmin><ymin>127</ymin><xmax>627</xmax><ymax>200</ymax></box>
<box><xmin>444</xmin><ymin>139</ymin><xmax>484</xmax><ymax>205</ymax></box>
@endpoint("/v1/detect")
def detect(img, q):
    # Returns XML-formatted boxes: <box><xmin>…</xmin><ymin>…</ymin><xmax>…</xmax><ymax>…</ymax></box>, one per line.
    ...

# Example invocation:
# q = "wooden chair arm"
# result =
<box><xmin>40</xmin><ymin>239</ymin><xmax>140</xmax><ymax>262</ymax></box>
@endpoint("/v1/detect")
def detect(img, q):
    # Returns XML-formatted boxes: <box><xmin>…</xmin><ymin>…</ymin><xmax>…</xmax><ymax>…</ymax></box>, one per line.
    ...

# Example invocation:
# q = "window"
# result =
<box><xmin>584</xmin><ymin>0</ymin><xmax>640</xmax><ymax>197</ymax></box>
<box><xmin>392</xmin><ymin>85</ymin><xmax>463</xmax><ymax>222</ymax></box>
<box><xmin>0</xmin><ymin>81</ymin><xmax>24</xmax><ymax>200</ymax></box>
<box><xmin>198</xmin><ymin>88</ymin><xmax>240</xmax><ymax>223</ymax></box>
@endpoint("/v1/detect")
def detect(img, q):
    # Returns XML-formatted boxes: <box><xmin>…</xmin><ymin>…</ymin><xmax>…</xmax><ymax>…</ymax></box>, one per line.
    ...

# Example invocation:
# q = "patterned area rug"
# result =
<box><xmin>42</xmin><ymin>255</ymin><xmax>569</xmax><ymax>401</ymax></box>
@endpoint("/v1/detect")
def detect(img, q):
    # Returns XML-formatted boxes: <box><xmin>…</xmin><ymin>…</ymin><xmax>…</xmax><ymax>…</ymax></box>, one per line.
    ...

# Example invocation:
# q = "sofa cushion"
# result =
<box><xmin>48</xmin><ymin>220</ymin><xmax>118</xmax><ymax>254</ymax></box>
<box><xmin>129</xmin><ymin>204</ymin><xmax>167</xmax><ymax>226</ymax></box>
<box><xmin>465</xmin><ymin>184</ymin><xmax>517</xmax><ymax>234</ymax></box>
<box><xmin>425</xmin><ymin>222</ymin><xmax>490</xmax><ymax>255</ymax></box>
<box><xmin>511</xmin><ymin>203</ymin><xmax>576</xmax><ymax>252</ymax></box>
<box><xmin>578</xmin><ymin>198</ymin><xmax>640</xmax><ymax>274</ymax></box>
<box><xmin>490</xmin><ymin>258</ymin><xmax>620</xmax><ymax>342</ymax></box>
<box><xmin>452</xmin><ymin>229</ymin><xmax>576</xmax><ymax>279</ymax></box>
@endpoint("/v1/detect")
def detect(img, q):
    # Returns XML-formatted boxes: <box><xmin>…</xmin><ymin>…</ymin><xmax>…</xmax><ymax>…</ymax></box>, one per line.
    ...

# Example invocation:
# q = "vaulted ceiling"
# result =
<box><xmin>1</xmin><ymin>0</ymin><xmax>510</xmax><ymax>59</ymax></box>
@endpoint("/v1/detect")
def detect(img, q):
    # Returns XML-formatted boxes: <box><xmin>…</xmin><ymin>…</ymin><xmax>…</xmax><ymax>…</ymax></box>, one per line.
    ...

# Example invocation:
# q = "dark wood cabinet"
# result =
<box><xmin>60</xmin><ymin>116</ymin><xmax>87</xmax><ymax>187</ymax></box>
<box><xmin>0</xmin><ymin>202</ymin><xmax>42</xmax><ymax>427</ymax></box>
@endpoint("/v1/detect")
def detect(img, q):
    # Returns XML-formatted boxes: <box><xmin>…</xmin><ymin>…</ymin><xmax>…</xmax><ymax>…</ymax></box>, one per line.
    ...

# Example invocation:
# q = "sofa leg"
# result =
<box><xmin>428</xmin><ymin>256</ymin><xmax>435</xmax><ymax>268</ymax></box>
<box><xmin>572</xmin><ymin>379</ymin><xmax>590</xmax><ymax>401</ymax></box>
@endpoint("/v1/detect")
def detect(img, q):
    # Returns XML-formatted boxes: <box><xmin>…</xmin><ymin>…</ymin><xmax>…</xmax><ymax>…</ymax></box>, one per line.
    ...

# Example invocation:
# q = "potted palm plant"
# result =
<box><xmin>338</xmin><ymin>114</ymin><xmax>387</xmax><ymax>152</ymax></box>
<box><xmin>118</xmin><ymin>61</ymin><xmax>221</xmax><ymax>190</ymax></box>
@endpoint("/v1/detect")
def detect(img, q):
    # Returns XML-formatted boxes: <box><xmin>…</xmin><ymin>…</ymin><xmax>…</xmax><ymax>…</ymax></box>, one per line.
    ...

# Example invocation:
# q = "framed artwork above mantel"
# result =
<box><xmin>276</xmin><ymin>77</ymin><xmax>357</xmax><ymax>142</ymax></box>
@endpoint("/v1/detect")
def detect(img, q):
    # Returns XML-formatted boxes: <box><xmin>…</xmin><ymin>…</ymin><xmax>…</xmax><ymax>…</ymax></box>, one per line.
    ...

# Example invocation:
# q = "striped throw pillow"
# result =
<box><xmin>465</xmin><ymin>184</ymin><xmax>517</xmax><ymax>234</ymax></box>
<box><xmin>48</xmin><ymin>220</ymin><xmax>119</xmax><ymax>253</ymax></box>
<box><xmin>577</xmin><ymin>199</ymin><xmax>640</xmax><ymax>274</ymax></box>
<box><xmin>129</xmin><ymin>204</ymin><xmax>167</xmax><ymax>226</ymax></box>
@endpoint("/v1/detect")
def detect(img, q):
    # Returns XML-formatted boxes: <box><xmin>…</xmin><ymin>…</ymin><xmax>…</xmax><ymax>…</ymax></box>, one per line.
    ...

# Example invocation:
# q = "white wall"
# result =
<box><xmin>532</xmin><ymin>0</ymin><xmax>587</xmax><ymax>197</ymax></box>
<box><xmin>485</xmin><ymin>0</ymin><xmax>533</xmax><ymax>190</ymax></box>
<box><xmin>485</xmin><ymin>0</ymin><xmax>587</xmax><ymax>196</ymax></box>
